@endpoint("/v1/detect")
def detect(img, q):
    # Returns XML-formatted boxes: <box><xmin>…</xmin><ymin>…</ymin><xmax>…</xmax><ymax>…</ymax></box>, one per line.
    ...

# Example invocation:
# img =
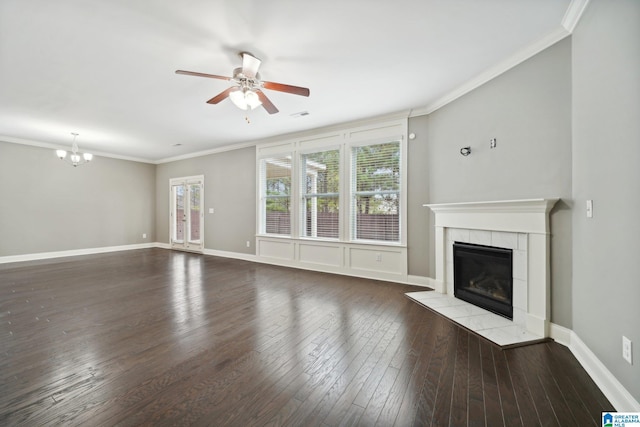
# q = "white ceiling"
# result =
<box><xmin>0</xmin><ymin>0</ymin><xmax>575</xmax><ymax>163</ymax></box>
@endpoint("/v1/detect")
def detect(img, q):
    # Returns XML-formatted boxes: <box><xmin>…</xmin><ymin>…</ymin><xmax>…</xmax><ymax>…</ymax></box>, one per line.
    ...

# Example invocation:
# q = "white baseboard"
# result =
<box><xmin>549</xmin><ymin>323</ymin><xmax>573</xmax><ymax>347</ymax></box>
<box><xmin>550</xmin><ymin>323</ymin><xmax>640</xmax><ymax>412</ymax></box>
<box><xmin>0</xmin><ymin>242</ymin><xmax>157</xmax><ymax>264</ymax></box>
<box><xmin>407</xmin><ymin>275</ymin><xmax>434</xmax><ymax>288</ymax></box>
<box><xmin>202</xmin><ymin>248</ymin><xmax>258</xmax><ymax>263</ymax></box>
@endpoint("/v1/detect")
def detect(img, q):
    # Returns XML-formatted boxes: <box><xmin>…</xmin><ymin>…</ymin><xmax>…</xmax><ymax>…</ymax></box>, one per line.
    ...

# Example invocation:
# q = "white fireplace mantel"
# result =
<box><xmin>425</xmin><ymin>198</ymin><xmax>558</xmax><ymax>234</ymax></box>
<box><xmin>424</xmin><ymin>198</ymin><xmax>559</xmax><ymax>338</ymax></box>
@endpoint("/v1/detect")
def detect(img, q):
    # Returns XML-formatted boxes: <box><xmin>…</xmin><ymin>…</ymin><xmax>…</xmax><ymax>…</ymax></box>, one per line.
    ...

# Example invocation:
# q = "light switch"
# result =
<box><xmin>586</xmin><ymin>200</ymin><xmax>593</xmax><ymax>218</ymax></box>
<box><xmin>209</xmin><ymin>208</ymin><xmax>214</xmax><ymax>214</ymax></box>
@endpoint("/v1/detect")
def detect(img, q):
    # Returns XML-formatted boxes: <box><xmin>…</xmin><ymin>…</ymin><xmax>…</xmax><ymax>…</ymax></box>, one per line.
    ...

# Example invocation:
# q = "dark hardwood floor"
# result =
<box><xmin>0</xmin><ymin>248</ymin><xmax>611</xmax><ymax>426</ymax></box>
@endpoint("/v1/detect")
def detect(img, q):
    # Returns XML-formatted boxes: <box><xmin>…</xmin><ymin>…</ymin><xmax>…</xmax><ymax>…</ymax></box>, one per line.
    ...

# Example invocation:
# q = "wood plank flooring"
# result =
<box><xmin>0</xmin><ymin>248</ymin><xmax>612</xmax><ymax>426</ymax></box>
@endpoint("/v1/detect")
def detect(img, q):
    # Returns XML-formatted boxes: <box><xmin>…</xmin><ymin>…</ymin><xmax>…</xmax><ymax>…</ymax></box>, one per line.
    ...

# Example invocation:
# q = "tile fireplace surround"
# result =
<box><xmin>419</xmin><ymin>199</ymin><xmax>559</xmax><ymax>344</ymax></box>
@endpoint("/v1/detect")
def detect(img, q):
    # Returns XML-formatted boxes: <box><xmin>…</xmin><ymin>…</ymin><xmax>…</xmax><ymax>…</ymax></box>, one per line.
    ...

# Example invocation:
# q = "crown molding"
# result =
<box><xmin>153</xmin><ymin>140</ymin><xmax>258</xmax><ymax>164</ymax></box>
<box><xmin>0</xmin><ymin>135</ymin><xmax>155</xmax><ymax>164</ymax></box>
<box><xmin>156</xmin><ymin>110</ymin><xmax>412</xmax><ymax>164</ymax></box>
<box><xmin>410</xmin><ymin>0</ymin><xmax>589</xmax><ymax>118</ymax></box>
<box><xmin>411</xmin><ymin>26</ymin><xmax>570</xmax><ymax>118</ymax></box>
<box><xmin>562</xmin><ymin>0</ymin><xmax>590</xmax><ymax>32</ymax></box>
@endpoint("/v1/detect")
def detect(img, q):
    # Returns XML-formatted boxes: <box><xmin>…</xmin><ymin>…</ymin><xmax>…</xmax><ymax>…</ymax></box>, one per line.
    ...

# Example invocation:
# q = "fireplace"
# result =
<box><xmin>453</xmin><ymin>242</ymin><xmax>513</xmax><ymax>319</ymax></box>
<box><xmin>424</xmin><ymin>199</ymin><xmax>558</xmax><ymax>338</ymax></box>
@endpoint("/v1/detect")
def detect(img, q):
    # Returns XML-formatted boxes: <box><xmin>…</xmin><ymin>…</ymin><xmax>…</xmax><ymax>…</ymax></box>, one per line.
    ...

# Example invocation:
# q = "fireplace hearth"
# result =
<box><xmin>454</xmin><ymin>242</ymin><xmax>513</xmax><ymax>319</ymax></box>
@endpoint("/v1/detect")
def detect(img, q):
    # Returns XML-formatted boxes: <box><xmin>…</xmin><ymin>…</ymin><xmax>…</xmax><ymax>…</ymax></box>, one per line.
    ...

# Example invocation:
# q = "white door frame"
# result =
<box><xmin>169</xmin><ymin>175</ymin><xmax>204</xmax><ymax>253</ymax></box>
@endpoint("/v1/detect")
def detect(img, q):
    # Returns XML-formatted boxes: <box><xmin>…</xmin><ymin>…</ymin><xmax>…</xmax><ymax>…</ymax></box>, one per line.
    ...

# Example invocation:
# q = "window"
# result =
<box><xmin>260</xmin><ymin>156</ymin><xmax>292</xmax><ymax>236</ymax></box>
<box><xmin>300</xmin><ymin>149</ymin><xmax>340</xmax><ymax>239</ymax></box>
<box><xmin>256</xmin><ymin>122</ymin><xmax>406</xmax><ymax>246</ymax></box>
<box><xmin>351</xmin><ymin>141</ymin><xmax>401</xmax><ymax>242</ymax></box>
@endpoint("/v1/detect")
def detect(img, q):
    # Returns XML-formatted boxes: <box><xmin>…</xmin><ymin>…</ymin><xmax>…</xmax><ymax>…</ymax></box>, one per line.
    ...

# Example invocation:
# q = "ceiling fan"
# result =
<box><xmin>176</xmin><ymin>52</ymin><xmax>310</xmax><ymax>114</ymax></box>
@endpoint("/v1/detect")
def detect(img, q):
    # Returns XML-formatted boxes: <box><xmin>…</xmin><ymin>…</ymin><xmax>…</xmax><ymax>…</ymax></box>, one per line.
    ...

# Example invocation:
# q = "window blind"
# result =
<box><xmin>261</xmin><ymin>156</ymin><xmax>292</xmax><ymax>236</ymax></box>
<box><xmin>351</xmin><ymin>141</ymin><xmax>400</xmax><ymax>242</ymax></box>
<box><xmin>300</xmin><ymin>149</ymin><xmax>340</xmax><ymax>239</ymax></box>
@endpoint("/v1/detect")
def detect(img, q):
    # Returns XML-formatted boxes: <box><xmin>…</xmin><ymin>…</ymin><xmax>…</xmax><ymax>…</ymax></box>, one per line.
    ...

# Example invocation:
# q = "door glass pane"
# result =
<box><xmin>174</xmin><ymin>185</ymin><xmax>185</xmax><ymax>242</ymax></box>
<box><xmin>188</xmin><ymin>184</ymin><xmax>201</xmax><ymax>242</ymax></box>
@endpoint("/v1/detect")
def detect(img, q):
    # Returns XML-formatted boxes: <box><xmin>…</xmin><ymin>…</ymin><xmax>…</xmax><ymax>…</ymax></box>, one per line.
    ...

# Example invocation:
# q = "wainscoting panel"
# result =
<box><xmin>347</xmin><ymin>246</ymin><xmax>404</xmax><ymax>274</ymax></box>
<box><xmin>257</xmin><ymin>238</ymin><xmax>294</xmax><ymax>261</ymax></box>
<box><xmin>256</xmin><ymin>236</ymin><xmax>407</xmax><ymax>281</ymax></box>
<box><xmin>298</xmin><ymin>242</ymin><xmax>342</xmax><ymax>267</ymax></box>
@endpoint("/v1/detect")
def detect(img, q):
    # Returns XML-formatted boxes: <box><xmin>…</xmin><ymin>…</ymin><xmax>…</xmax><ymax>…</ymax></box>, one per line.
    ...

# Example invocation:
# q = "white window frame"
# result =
<box><xmin>258</xmin><ymin>154</ymin><xmax>294</xmax><ymax>237</ymax></box>
<box><xmin>347</xmin><ymin>138</ymin><xmax>404</xmax><ymax>245</ymax></box>
<box><xmin>299</xmin><ymin>145</ymin><xmax>342</xmax><ymax>241</ymax></box>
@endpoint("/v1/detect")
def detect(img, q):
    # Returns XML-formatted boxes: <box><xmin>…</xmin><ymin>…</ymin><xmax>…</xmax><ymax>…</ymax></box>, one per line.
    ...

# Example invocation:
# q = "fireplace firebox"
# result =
<box><xmin>453</xmin><ymin>242</ymin><xmax>513</xmax><ymax>319</ymax></box>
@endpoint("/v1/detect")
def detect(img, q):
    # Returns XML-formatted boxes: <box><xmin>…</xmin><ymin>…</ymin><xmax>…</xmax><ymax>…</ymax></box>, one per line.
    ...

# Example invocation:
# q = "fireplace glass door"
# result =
<box><xmin>453</xmin><ymin>242</ymin><xmax>513</xmax><ymax>319</ymax></box>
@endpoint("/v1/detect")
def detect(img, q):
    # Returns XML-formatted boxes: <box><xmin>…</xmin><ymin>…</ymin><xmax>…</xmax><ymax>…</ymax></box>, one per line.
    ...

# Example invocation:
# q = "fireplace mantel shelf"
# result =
<box><xmin>424</xmin><ymin>198</ymin><xmax>559</xmax><ymax>213</ymax></box>
<box><xmin>423</xmin><ymin>198</ymin><xmax>559</xmax><ymax>235</ymax></box>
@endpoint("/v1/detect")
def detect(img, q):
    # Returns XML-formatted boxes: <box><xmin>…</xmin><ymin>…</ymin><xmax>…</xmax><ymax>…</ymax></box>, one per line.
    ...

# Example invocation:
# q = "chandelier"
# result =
<box><xmin>56</xmin><ymin>133</ymin><xmax>93</xmax><ymax>167</ymax></box>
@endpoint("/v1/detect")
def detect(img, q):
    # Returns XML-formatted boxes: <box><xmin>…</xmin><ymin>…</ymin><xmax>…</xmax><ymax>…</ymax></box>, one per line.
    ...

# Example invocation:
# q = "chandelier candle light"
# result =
<box><xmin>56</xmin><ymin>133</ymin><xmax>93</xmax><ymax>167</ymax></box>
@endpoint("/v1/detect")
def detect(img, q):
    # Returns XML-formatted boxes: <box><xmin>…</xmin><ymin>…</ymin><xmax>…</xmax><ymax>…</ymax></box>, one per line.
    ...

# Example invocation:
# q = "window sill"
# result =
<box><xmin>256</xmin><ymin>234</ymin><xmax>406</xmax><ymax>248</ymax></box>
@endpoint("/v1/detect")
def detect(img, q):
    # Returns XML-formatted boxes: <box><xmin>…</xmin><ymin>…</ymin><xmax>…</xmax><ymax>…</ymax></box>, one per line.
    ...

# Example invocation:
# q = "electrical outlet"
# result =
<box><xmin>376</xmin><ymin>253</ymin><xmax>382</xmax><ymax>262</ymax></box>
<box><xmin>142</xmin><ymin>233</ymin><xmax>147</xmax><ymax>239</ymax></box>
<box><xmin>246</xmin><ymin>241</ymin><xmax>250</xmax><ymax>248</ymax></box>
<box><xmin>622</xmin><ymin>336</ymin><xmax>633</xmax><ymax>364</ymax></box>
<box><xmin>586</xmin><ymin>200</ymin><xmax>593</xmax><ymax>218</ymax></box>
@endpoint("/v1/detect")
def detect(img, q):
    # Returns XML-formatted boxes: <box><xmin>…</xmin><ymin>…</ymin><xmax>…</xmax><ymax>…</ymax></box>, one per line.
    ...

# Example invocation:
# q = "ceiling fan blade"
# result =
<box><xmin>207</xmin><ymin>87</ymin><xmax>238</xmax><ymax>104</ymax></box>
<box><xmin>255</xmin><ymin>90</ymin><xmax>279</xmax><ymax>114</ymax></box>
<box><xmin>175</xmin><ymin>70</ymin><xmax>232</xmax><ymax>81</ymax></box>
<box><xmin>241</xmin><ymin>52</ymin><xmax>261</xmax><ymax>78</ymax></box>
<box><xmin>262</xmin><ymin>81</ymin><xmax>310</xmax><ymax>97</ymax></box>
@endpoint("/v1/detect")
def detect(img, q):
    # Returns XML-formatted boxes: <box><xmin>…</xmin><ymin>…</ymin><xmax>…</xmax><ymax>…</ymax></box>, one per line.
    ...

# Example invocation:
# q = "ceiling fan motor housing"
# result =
<box><xmin>233</xmin><ymin>67</ymin><xmax>262</xmax><ymax>90</ymax></box>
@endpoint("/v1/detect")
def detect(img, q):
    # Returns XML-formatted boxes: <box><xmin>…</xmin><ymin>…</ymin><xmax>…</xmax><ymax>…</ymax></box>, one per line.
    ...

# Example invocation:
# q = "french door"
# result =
<box><xmin>170</xmin><ymin>175</ymin><xmax>204</xmax><ymax>252</ymax></box>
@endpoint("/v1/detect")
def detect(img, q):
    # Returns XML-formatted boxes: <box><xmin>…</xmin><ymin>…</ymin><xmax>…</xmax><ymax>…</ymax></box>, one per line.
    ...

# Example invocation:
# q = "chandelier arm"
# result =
<box><xmin>55</xmin><ymin>132</ymin><xmax>93</xmax><ymax>167</ymax></box>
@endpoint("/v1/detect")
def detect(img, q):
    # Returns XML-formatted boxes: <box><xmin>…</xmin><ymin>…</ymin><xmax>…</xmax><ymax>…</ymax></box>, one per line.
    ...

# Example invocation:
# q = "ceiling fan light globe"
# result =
<box><xmin>229</xmin><ymin>89</ymin><xmax>249</xmax><ymax>110</ymax></box>
<box><xmin>245</xmin><ymin>90</ymin><xmax>262</xmax><ymax>109</ymax></box>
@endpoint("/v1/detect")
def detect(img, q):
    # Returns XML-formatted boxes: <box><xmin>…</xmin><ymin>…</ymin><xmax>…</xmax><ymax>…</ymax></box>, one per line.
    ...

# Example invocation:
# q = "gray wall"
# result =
<box><xmin>155</xmin><ymin>146</ymin><xmax>256</xmax><ymax>254</ymax></box>
<box><xmin>407</xmin><ymin>115</ymin><xmax>430</xmax><ymax>277</ymax></box>
<box><xmin>0</xmin><ymin>141</ymin><xmax>156</xmax><ymax>256</ymax></box>
<box><xmin>572</xmin><ymin>0</ymin><xmax>640</xmax><ymax>402</ymax></box>
<box><xmin>423</xmin><ymin>38</ymin><xmax>574</xmax><ymax>327</ymax></box>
